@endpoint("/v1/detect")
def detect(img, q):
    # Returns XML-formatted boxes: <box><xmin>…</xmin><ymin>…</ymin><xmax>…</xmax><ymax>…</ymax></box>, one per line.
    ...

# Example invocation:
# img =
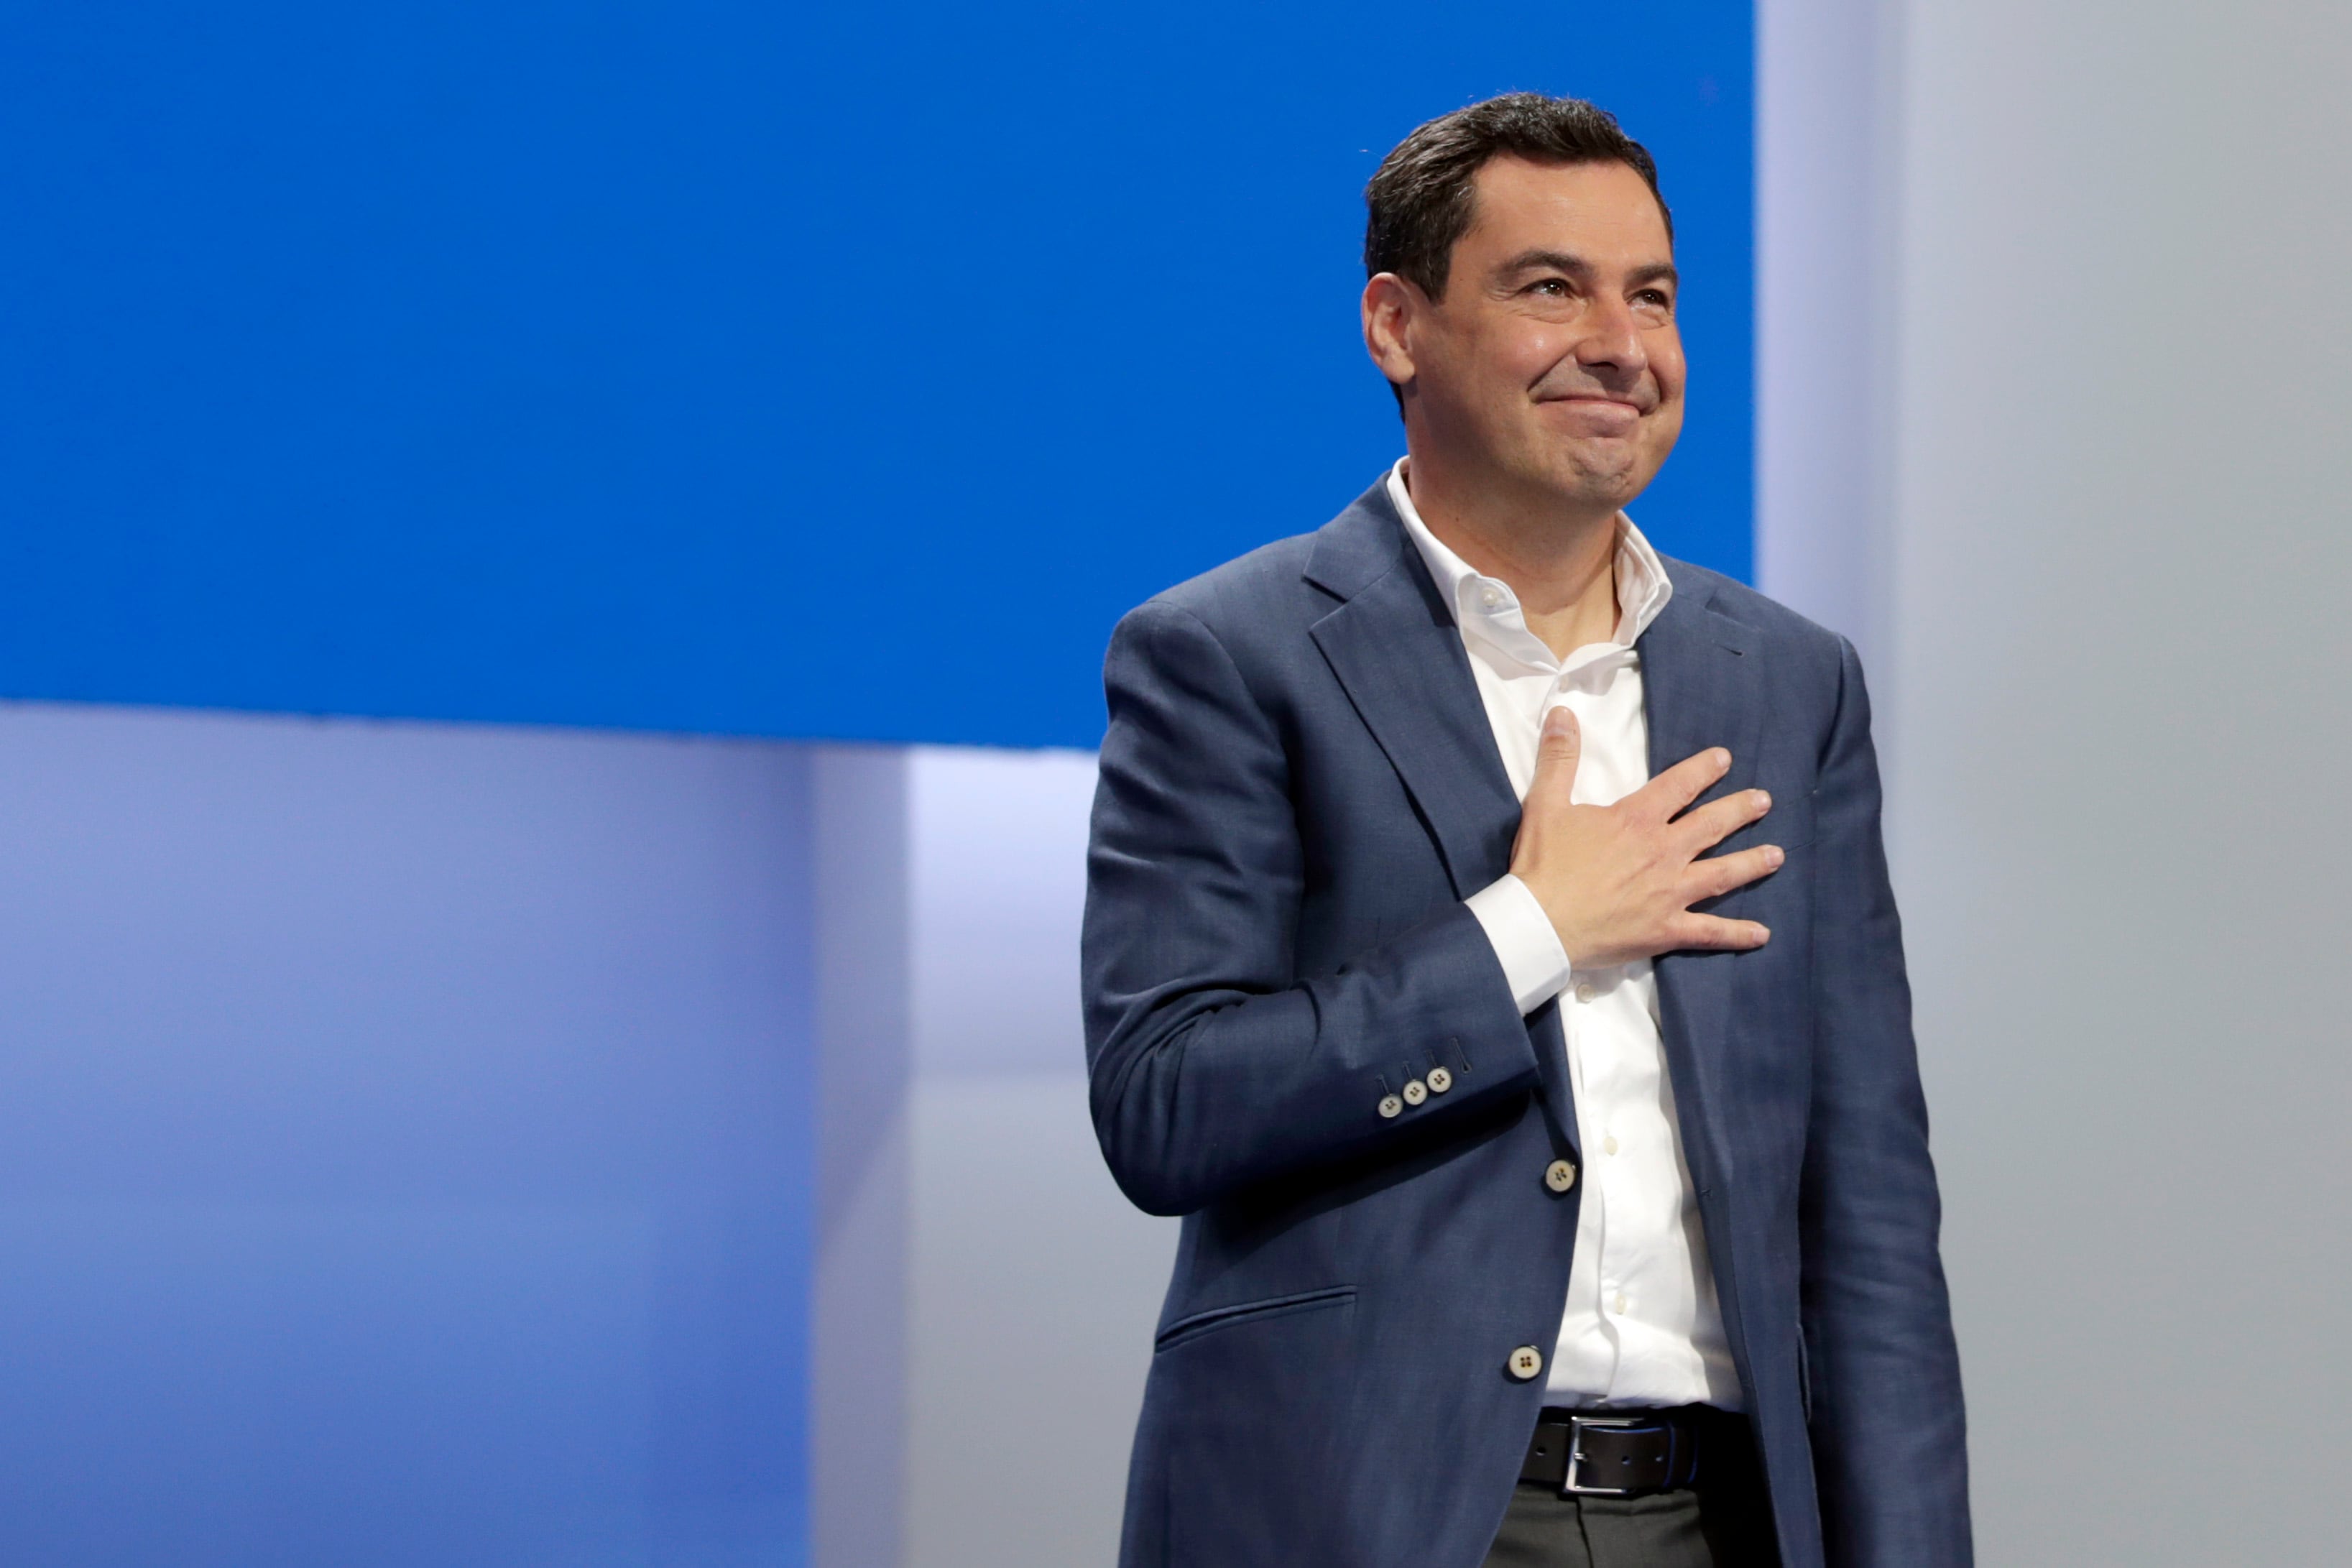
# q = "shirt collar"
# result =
<box><xmin>1385</xmin><ymin>456</ymin><xmax>1673</xmax><ymax>660</ymax></box>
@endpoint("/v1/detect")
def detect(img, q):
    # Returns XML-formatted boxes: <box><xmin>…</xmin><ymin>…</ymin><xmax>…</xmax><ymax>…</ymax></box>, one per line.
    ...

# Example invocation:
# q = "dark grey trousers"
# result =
<box><xmin>1480</xmin><ymin>1451</ymin><xmax>1779</xmax><ymax>1568</ymax></box>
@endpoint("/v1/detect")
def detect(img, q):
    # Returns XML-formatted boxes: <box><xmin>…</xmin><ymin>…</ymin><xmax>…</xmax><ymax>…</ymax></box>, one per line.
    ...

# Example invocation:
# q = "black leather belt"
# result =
<box><xmin>1519</xmin><ymin>1405</ymin><xmax>1738</xmax><ymax>1498</ymax></box>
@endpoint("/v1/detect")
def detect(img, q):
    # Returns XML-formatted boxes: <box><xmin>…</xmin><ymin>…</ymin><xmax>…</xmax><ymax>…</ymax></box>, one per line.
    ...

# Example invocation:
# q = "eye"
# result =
<box><xmin>1633</xmin><ymin>287</ymin><xmax>1674</xmax><ymax>312</ymax></box>
<box><xmin>1528</xmin><ymin>278</ymin><xmax>1569</xmax><ymax>297</ymax></box>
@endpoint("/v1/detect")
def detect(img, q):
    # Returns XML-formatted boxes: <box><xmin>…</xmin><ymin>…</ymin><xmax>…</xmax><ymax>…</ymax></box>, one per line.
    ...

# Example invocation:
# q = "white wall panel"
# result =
<box><xmin>1767</xmin><ymin>1</ymin><xmax>2352</xmax><ymax>1559</ymax></box>
<box><xmin>901</xmin><ymin>1073</ymin><xmax>1173</xmax><ymax>1568</ymax></box>
<box><xmin>900</xmin><ymin>747</ymin><xmax>1176</xmax><ymax>1568</ymax></box>
<box><xmin>908</xmin><ymin>747</ymin><xmax>1102</xmax><ymax>1077</ymax></box>
<box><xmin>1757</xmin><ymin>0</ymin><xmax>1904</xmax><ymax>668</ymax></box>
<box><xmin>812</xmin><ymin>747</ymin><xmax>912</xmax><ymax>1568</ymax></box>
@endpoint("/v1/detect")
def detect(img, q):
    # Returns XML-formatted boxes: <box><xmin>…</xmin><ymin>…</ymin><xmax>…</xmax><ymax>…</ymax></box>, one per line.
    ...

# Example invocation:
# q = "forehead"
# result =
<box><xmin>1459</xmin><ymin>156</ymin><xmax>1673</xmax><ymax>264</ymax></box>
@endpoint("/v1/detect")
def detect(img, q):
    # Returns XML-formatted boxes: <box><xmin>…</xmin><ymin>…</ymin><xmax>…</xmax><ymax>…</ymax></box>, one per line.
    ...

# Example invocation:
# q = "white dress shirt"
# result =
<box><xmin>1388</xmin><ymin>459</ymin><xmax>1744</xmax><ymax>1413</ymax></box>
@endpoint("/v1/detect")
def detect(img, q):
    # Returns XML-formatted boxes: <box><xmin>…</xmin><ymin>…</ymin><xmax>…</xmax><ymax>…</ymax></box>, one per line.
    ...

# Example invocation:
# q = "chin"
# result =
<box><xmin>1541</xmin><ymin>451</ymin><xmax>1647</xmax><ymax>510</ymax></box>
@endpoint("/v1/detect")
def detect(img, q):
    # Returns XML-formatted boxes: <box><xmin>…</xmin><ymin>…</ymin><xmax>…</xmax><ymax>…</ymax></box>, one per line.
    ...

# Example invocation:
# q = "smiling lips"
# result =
<box><xmin>1544</xmin><ymin>392</ymin><xmax>1649</xmax><ymax>426</ymax></box>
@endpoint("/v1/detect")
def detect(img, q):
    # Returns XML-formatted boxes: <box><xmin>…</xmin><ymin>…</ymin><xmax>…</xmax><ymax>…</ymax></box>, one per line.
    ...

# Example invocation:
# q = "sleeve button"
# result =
<box><xmin>1378</xmin><ymin>1094</ymin><xmax>1403</xmax><ymax>1120</ymax></box>
<box><xmin>1402</xmin><ymin>1079</ymin><xmax>1428</xmax><ymax>1106</ymax></box>
<box><xmin>1426</xmin><ymin>1066</ymin><xmax>1453</xmax><ymax>1094</ymax></box>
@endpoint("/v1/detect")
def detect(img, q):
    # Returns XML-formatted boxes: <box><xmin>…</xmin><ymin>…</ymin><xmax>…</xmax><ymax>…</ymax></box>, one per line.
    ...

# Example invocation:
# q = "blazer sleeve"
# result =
<box><xmin>1082</xmin><ymin>598</ymin><xmax>1541</xmax><ymax>1218</ymax></box>
<box><xmin>1799</xmin><ymin>636</ymin><xmax>1974</xmax><ymax>1566</ymax></box>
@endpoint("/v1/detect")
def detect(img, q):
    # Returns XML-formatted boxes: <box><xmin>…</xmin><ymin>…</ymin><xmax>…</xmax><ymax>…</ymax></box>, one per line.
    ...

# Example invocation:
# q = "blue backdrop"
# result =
<box><xmin>1</xmin><ymin>1</ymin><xmax>1753</xmax><ymax>750</ymax></box>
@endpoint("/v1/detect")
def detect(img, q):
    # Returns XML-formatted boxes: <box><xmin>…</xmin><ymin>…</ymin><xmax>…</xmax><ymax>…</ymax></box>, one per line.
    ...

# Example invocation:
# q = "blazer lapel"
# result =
<box><xmin>1304</xmin><ymin>492</ymin><xmax>1521</xmax><ymax>902</ymax></box>
<box><xmin>1304</xmin><ymin>486</ymin><xmax>1579</xmax><ymax>1138</ymax></box>
<box><xmin>1639</xmin><ymin>574</ymin><xmax>1763</xmax><ymax>1195</ymax></box>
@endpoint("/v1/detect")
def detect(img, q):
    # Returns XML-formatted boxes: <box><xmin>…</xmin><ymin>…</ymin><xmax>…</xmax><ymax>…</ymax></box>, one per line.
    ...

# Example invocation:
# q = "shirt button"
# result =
<box><xmin>1479</xmin><ymin>586</ymin><xmax>1505</xmax><ymax>611</ymax></box>
<box><xmin>1378</xmin><ymin>1094</ymin><xmax>1403</xmax><ymax>1120</ymax></box>
<box><xmin>1613</xmin><ymin>1294</ymin><xmax>1630</xmax><ymax>1316</ymax></box>
<box><xmin>1402</xmin><ymin>1079</ymin><xmax>1428</xmax><ymax>1107</ymax></box>
<box><xmin>1426</xmin><ymin>1066</ymin><xmax>1453</xmax><ymax>1094</ymax></box>
<box><xmin>1507</xmin><ymin>1345</ymin><xmax>1544</xmax><ymax>1381</ymax></box>
<box><xmin>1544</xmin><ymin>1159</ymin><xmax>1578</xmax><ymax>1193</ymax></box>
<box><xmin>1574</xmin><ymin>981</ymin><xmax>1598</xmax><ymax>1003</ymax></box>
<box><xmin>1603</xmin><ymin>1135</ymin><xmax>1619</xmax><ymax>1156</ymax></box>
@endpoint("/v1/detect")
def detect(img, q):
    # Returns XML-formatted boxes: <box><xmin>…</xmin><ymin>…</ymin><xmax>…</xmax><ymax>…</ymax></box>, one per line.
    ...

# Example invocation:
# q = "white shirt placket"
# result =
<box><xmin>1387</xmin><ymin>455</ymin><xmax>1743</xmax><ymax>1413</ymax></box>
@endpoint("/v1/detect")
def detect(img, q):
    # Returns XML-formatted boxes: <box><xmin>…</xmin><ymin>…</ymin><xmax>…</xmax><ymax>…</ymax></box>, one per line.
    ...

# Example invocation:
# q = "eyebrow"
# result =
<box><xmin>1495</xmin><ymin>249</ymin><xmax>1680</xmax><ymax>291</ymax></box>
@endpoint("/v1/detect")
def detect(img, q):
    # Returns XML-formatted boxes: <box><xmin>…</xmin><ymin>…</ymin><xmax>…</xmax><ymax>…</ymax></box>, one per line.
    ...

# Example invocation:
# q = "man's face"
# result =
<box><xmin>1378</xmin><ymin>156</ymin><xmax>1685</xmax><ymax>514</ymax></box>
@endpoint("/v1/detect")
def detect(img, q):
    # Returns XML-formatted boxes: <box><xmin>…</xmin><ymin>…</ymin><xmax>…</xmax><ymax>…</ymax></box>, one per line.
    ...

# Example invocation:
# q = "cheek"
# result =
<box><xmin>1637</xmin><ymin>401</ymin><xmax>1686</xmax><ymax>471</ymax></box>
<box><xmin>1648</xmin><ymin>336</ymin><xmax>1688</xmax><ymax>401</ymax></box>
<box><xmin>1645</xmin><ymin>404</ymin><xmax>1685</xmax><ymax>453</ymax></box>
<box><xmin>1513</xmin><ymin>328</ymin><xmax>1582</xmax><ymax>387</ymax></box>
<box><xmin>1461</xmin><ymin>317</ymin><xmax>1572</xmax><ymax>391</ymax></box>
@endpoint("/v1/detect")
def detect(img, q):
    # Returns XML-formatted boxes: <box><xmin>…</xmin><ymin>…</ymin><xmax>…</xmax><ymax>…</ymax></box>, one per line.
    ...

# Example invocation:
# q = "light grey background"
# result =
<box><xmin>900</xmin><ymin>747</ymin><xmax>1174</xmax><ymax>1568</ymax></box>
<box><xmin>808</xmin><ymin>746</ymin><xmax>1174</xmax><ymax>1568</ymax></box>
<box><xmin>1766</xmin><ymin>0</ymin><xmax>2352</xmax><ymax>1560</ymax></box>
<box><xmin>812</xmin><ymin>747</ymin><xmax>912</xmax><ymax>1568</ymax></box>
<box><xmin>1757</xmin><ymin>0</ymin><xmax>1904</xmax><ymax>673</ymax></box>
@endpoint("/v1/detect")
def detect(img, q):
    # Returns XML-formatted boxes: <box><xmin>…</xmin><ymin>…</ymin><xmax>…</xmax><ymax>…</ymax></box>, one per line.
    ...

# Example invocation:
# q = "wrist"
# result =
<box><xmin>1465</xmin><ymin>875</ymin><xmax>1573</xmax><ymax>1015</ymax></box>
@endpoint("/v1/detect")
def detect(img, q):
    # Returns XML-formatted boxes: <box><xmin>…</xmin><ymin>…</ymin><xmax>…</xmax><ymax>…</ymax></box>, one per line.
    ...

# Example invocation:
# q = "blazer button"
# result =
<box><xmin>1544</xmin><ymin>1159</ymin><xmax>1578</xmax><ymax>1194</ymax></box>
<box><xmin>1507</xmin><ymin>1345</ymin><xmax>1544</xmax><ymax>1381</ymax></box>
<box><xmin>1402</xmin><ymin>1079</ymin><xmax>1428</xmax><ymax>1106</ymax></box>
<box><xmin>1378</xmin><ymin>1094</ymin><xmax>1403</xmax><ymax>1120</ymax></box>
<box><xmin>1426</xmin><ymin>1066</ymin><xmax>1453</xmax><ymax>1094</ymax></box>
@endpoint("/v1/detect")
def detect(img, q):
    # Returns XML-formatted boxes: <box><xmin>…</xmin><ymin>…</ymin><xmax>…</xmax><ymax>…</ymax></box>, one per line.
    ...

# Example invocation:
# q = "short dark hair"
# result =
<box><xmin>1364</xmin><ymin>93</ymin><xmax>1671</xmax><ymax>301</ymax></box>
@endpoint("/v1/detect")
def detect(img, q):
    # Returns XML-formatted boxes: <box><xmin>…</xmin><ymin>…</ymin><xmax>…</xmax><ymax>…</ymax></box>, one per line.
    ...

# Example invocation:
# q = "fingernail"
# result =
<box><xmin>1714</xmin><ymin>749</ymin><xmax>1731</xmax><ymax>768</ymax></box>
<box><xmin>1754</xmin><ymin>790</ymin><xmax>1771</xmax><ymax>811</ymax></box>
<box><xmin>1754</xmin><ymin>926</ymin><xmax>1771</xmax><ymax>944</ymax></box>
<box><xmin>1764</xmin><ymin>846</ymin><xmax>1784</xmax><ymax>870</ymax></box>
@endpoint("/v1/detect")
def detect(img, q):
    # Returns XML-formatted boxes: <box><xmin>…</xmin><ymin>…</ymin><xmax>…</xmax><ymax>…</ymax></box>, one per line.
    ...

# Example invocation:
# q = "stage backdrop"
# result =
<box><xmin>3</xmin><ymin>0</ymin><xmax>1753</xmax><ymax>750</ymax></box>
<box><xmin>0</xmin><ymin>4</ymin><xmax>1753</xmax><ymax>1565</ymax></box>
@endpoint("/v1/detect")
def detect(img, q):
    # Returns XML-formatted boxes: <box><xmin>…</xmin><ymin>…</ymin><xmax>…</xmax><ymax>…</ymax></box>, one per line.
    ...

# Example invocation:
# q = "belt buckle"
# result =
<box><xmin>1560</xmin><ymin>1414</ymin><xmax>1643</xmax><ymax>1497</ymax></box>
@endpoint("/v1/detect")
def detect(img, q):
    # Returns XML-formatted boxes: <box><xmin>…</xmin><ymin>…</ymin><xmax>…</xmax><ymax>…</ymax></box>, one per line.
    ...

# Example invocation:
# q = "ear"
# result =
<box><xmin>1361</xmin><ymin>272</ymin><xmax>1424</xmax><ymax>393</ymax></box>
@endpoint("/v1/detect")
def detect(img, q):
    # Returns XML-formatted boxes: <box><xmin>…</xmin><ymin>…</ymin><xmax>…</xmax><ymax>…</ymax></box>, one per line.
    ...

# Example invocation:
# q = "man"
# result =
<box><xmin>1082</xmin><ymin>94</ymin><xmax>1968</xmax><ymax>1568</ymax></box>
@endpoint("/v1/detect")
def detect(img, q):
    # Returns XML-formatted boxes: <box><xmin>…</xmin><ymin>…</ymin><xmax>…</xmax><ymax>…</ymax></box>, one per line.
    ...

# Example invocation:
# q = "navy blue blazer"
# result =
<box><xmin>1083</xmin><ymin>479</ymin><xmax>1969</xmax><ymax>1568</ymax></box>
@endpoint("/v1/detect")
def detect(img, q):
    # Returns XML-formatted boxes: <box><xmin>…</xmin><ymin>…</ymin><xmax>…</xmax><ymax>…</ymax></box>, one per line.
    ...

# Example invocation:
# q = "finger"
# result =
<box><xmin>1673</xmin><ymin>788</ymin><xmax>1774</xmax><ymax>852</ymax></box>
<box><xmin>1526</xmin><ymin>704</ymin><xmax>1582</xmax><ymax>803</ymax></box>
<box><xmin>1668</xmin><ymin>914</ymin><xmax>1772</xmax><ymax>951</ymax></box>
<box><xmin>1683</xmin><ymin>844</ymin><xmax>1784</xmax><ymax>902</ymax></box>
<box><xmin>1632</xmin><ymin>746</ymin><xmax>1731</xmax><ymax>820</ymax></box>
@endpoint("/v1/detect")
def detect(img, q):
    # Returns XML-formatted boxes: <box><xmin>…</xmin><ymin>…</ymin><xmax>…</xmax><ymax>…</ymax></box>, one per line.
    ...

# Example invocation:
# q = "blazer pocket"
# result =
<box><xmin>1756</xmin><ymin>786</ymin><xmax>1817</xmax><ymax>851</ymax></box>
<box><xmin>1153</xmin><ymin>1286</ymin><xmax>1357</xmax><ymax>1354</ymax></box>
<box><xmin>1779</xmin><ymin>788</ymin><xmax>1817</xmax><ymax>849</ymax></box>
<box><xmin>1797</xmin><ymin>1321</ymin><xmax>1815</xmax><ymax>1424</ymax></box>
<box><xmin>1710</xmin><ymin>785</ymin><xmax>1815</xmax><ymax>859</ymax></box>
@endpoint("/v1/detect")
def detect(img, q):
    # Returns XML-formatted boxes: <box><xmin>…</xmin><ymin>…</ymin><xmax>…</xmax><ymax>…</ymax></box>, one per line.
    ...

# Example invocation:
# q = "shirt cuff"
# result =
<box><xmin>1465</xmin><ymin>874</ymin><xmax>1574</xmax><ymax>1015</ymax></box>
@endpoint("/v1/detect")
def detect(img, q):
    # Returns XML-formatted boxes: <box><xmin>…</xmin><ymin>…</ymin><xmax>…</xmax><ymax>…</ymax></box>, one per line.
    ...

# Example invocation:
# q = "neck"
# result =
<box><xmin>1401</xmin><ymin>448</ymin><xmax>1623</xmax><ymax>660</ymax></box>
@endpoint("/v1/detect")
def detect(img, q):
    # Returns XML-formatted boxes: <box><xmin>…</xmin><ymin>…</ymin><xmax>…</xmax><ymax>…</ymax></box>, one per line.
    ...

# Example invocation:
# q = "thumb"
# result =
<box><xmin>1529</xmin><ymin>704</ymin><xmax>1581</xmax><ymax>801</ymax></box>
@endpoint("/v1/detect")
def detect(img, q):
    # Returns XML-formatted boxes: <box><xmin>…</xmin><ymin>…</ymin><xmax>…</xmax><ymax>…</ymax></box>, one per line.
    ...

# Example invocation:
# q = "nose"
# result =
<box><xmin>1574</xmin><ymin>293</ymin><xmax>1647</xmax><ymax>380</ymax></box>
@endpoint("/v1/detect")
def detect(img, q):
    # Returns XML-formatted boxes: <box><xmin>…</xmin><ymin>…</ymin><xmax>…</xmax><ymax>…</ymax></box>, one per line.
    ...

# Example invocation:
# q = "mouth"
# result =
<box><xmin>1542</xmin><ymin>394</ymin><xmax>1647</xmax><ymax>415</ymax></box>
<box><xmin>1539</xmin><ymin>393</ymin><xmax>1649</xmax><ymax>433</ymax></box>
